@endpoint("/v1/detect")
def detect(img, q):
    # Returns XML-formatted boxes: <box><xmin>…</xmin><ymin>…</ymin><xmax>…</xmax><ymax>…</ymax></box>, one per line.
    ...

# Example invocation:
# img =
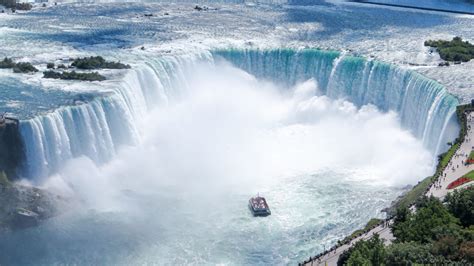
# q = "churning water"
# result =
<box><xmin>0</xmin><ymin>56</ymin><xmax>444</xmax><ymax>264</ymax></box>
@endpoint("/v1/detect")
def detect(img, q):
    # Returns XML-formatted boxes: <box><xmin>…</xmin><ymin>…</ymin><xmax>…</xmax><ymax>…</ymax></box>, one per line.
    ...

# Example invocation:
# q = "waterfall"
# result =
<box><xmin>17</xmin><ymin>48</ymin><xmax>458</xmax><ymax>179</ymax></box>
<box><xmin>213</xmin><ymin>49</ymin><xmax>460</xmax><ymax>154</ymax></box>
<box><xmin>19</xmin><ymin>95</ymin><xmax>136</xmax><ymax>179</ymax></box>
<box><xmin>18</xmin><ymin>52</ymin><xmax>211</xmax><ymax>180</ymax></box>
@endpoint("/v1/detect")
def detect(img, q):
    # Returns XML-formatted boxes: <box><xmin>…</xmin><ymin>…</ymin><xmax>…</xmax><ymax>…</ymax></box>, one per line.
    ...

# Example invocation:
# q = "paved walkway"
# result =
<box><xmin>304</xmin><ymin>111</ymin><xmax>474</xmax><ymax>266</ymax></box>
<box><xmin>428</xmin><ymin>111</ymin><xmax>474</xmax><ymax>199</ymax></box>
<box><xmin>306</xmin><ymin>223</ymin><xmax>394</xmax><ymax>266</ymax></box>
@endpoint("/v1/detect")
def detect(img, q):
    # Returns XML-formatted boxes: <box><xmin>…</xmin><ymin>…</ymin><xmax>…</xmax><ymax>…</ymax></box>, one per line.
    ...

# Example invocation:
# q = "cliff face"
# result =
<box><xmin>0</xmin><ymin>173</ymin><xmax>62</xmax><ymax>231</ymax></box>
<box><xmin>0</xmin><ymin>119</ymin><xmax>25</xmax><ymax>180</ymax></box>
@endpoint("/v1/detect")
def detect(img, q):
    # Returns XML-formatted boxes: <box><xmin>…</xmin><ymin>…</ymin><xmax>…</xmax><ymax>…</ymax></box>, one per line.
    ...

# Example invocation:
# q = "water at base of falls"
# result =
<box><xmin>0</xmin><ymin>60</ymin><xmax>435</xmax><ymax>265</ymax></box>
<box><xmin>0</xmin><ymin>172</ymin><xmax>400</xmax><ymax>265</ymax></box>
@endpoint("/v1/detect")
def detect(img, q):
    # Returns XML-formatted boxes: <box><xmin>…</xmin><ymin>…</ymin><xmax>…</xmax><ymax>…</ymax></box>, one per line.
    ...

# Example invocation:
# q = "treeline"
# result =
<box><xmin>338</xmin><ymin>188</ymin><xmax>474</xmax><ymax>265</ymax></box>
<box><xmin>425</xmin><ymin>37</ymin><xmax>474</xmax><ymax>62</ymax></box>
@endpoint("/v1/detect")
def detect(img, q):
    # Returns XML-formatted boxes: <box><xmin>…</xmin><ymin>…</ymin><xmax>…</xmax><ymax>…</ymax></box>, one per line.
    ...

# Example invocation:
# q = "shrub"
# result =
<box><xmin>0</xmin><ymin>58</ymin><xmax>37</xmax><ymax>73</ymax></box>
<box><xmin>386</xmin><ymin>242</ymin><xmax>437</xmax><ymax>264</ymax></box>
<box><xmin>0</xmin><ymin>57</ymin><xmax>15</xmax><ymax>68</ymax></box>
<box><xmin>425</xmin><ymin>37</ymin><xmax>474</xmax><ymax>62</ymax></box>
<box><xmin>460</xmin><ymin>241</ymin><xmax>474</xmax><ymax>261</ymax></box>
<box><xmin>431</xmin><ymin>236</ymin><xmax>462</xmax><ymax>260</ymax></box>
<box><xmin>15</xmin><ymin>3</ymin><xmax>32</xmax><ymax>11</ymax></box>
<box><xmin>392</xmin><ymin>196</ymin><xmax>460</xmax><ymax>243</ymax></box>
<box><xmin>43</xmin><ymin>70</ymin><xmax>62</xmax><ymax>79</ymax></box>
<box><xmin>71</xmin><ymin>56</ymin><xmax>130</xmax><ymax>69</ymax></box>
<box><xmin>13</xmin><ymin>62</ymin><xmax>38</xmax><ymax>73</ymax></box>
<box><xmin>446</xmin><ymin>188</ymin><xmax>474</xmax><ymax>227</ymax></box>
<box><xmin>337</xmin><ymin>234</ymin><xmax>386</xmax><ymax>266</ymax></box>
<box><xmin>43</xmin><ymin>70</ymin><xmax>106</xmax><ymax>81</ymax></box>
<box><xmin>46</xmin><ymin>62</ymin><xmax>55</xmax><ymax>69</ymax></box>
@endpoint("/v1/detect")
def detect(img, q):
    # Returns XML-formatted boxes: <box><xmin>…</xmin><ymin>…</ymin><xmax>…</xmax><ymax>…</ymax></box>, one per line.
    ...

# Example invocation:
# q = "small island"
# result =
<box><xmin>43</xmin><ymin>56</ymin><xmax>131</xmax><ymax>81</ymax></box>
<box><xmin>0</xmin><ymin>57</ymin><xmax>38</xmax><ymax>73</ymax></box>
<box><xmin>425</xmin><ymin>37</ymin><xmax>474</xmax><ymax>63</ymax></box>
<box><xmin>71</xmin><ymin>56</ymin><xmax>131</xmax><ymax>70</ymax></box>
<box><xmin>43</xmin><ymin>70</ymin><xmax>106</xmax><ymax>81</ymax></box>
<box><xmin>0</xmin><ymin>172</ymin><xmax>61</xmax><ymax>231</ymax></box>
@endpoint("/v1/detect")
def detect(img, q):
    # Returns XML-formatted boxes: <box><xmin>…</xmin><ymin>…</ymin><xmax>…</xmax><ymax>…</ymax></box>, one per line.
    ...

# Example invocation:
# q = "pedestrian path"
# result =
<box><xmin>428</xmin><ymin>111</ymin><xmax>474</xmax><ymax>199</ymax></box>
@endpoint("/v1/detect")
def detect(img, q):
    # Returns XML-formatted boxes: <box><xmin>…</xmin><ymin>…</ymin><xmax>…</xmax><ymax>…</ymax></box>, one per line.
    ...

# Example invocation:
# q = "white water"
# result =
<box><xmin>1</xmin><ymin>61</ymin><xmax>434</xmax><ymax>264</ymax></box>
<box><xmin>17</xmin><ymin>50</ymin><xmax>458</xmax><ymax>180</ymax></box>
<box><xmin>0</xmin><ymin>0</ymin><xmax>470</xmax><ymax>263</ymax></box>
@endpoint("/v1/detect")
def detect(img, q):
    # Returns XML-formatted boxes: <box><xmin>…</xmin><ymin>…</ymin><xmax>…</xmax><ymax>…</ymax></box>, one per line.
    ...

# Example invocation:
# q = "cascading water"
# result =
<box><xmin>19</xmin><ymin>95</ymin><xmax>136</xmax><ymax>179</ymax></box>
<box><xmin>212</xmin><ymin>49</ymin><xmax>459</xmax><ymax>155</ymax></box>
<box><xmin>2</xmin><ymin>48</ymin><xmax>461</xmax><ymax>265</ymax></box>
<box><xmin>17</xmin><ymin>49</ymin><xmax>458</xmax><ymax>180</ymax></box>
<box><xmin>17</xmin><ymin>52</ymin><xmax>212</xmax><ymax>179</ymax></box>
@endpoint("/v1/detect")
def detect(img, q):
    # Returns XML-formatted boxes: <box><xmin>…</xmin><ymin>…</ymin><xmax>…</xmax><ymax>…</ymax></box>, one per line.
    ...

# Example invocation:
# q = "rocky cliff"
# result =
<box><xmin>0</xmin><ymin>118</ymin><xmax>25</xmax><ymax>180</ymax></box>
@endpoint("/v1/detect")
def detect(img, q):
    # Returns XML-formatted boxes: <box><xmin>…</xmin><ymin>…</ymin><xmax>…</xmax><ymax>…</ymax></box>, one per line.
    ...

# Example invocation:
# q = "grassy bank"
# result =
<box><xmin>341</xmin><ymin>218</ymin><xmax>382</xmax><ymax>244</ymax></box>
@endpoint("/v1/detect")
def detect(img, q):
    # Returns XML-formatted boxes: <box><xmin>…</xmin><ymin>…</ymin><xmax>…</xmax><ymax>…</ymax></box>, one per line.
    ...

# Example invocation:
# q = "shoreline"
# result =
<box><xmin>301</xmin><ymin>103</ymin><xmax>472</xmax><ymax>265</ymax></box>
<box><xmin>349</xmin><ymin>0</ymin><xmax>474</xmax><ymax>16</ymax></box>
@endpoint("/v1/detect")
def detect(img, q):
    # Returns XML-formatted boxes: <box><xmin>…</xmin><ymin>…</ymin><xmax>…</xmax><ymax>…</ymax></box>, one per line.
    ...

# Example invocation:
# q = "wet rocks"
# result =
<box><xmin>0</xmin><ymin>177</ymin><xmax>62</xmax><ymax>231</ymax></box>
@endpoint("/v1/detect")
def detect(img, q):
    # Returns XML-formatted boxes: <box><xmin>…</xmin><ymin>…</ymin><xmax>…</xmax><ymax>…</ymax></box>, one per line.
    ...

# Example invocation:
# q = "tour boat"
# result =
<box><xmin>248</xmin><ymin>195</ymin><xmax>271</xmax><ymax>217</ymax></box>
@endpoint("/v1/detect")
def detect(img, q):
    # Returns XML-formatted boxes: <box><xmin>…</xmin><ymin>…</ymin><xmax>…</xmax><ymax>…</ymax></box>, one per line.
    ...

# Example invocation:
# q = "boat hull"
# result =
<box><xmin>248</xmin><ymin>198</ymin><xmax>271</xmax><ymax>217</ymax></box>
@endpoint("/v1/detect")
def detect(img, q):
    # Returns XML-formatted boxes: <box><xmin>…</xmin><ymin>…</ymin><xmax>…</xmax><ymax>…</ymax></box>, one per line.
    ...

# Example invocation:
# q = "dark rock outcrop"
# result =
<box><xmin>0</xmin><ymin>118</ymin><xmax>25</xmax><ymax>180</ymax></box>
<box><xmin>0</xmin><ymin>174</ymin><xmax>62</xmax><ymax>231</ymax></box>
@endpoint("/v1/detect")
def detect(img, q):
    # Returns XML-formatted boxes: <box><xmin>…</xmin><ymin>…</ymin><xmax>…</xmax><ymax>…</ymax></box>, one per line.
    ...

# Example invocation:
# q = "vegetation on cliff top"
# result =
<box><xmin>425</xmin><ymin>37</ymin><xmax>474</xmax><ymax>62</ymax></box>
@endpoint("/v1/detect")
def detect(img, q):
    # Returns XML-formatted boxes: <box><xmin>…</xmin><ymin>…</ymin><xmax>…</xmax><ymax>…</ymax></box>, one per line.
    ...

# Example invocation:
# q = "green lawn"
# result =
<box><xmin>385</xmin><ymin>176</ymin><xmax>433</xmax><ymax>216</ymax></box>
<box><xmin>462</xmin><ymin>170</ymin><xmax>474</xmax><ymax>180</ymax></box>
<box><xmin>440</xmin><ymin>143</ymin><xmax>459</xmax><ymax>169</ymax></box>
<box><xmin>342</xmin><ymin>218</ymin><xmax>382</xmax><ymax>243</ymax></box>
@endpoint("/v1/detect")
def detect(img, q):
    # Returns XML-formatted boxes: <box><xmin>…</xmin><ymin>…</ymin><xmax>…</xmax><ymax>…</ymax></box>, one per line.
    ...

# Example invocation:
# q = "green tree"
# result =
<box><xmin>385</xmin><ymin>242</ymin><xmax>436</xmax><ymax>265</ymax></box>
<box><xmin>431</xmin><ymin>236</ymin><xmax>461</xmax><ymax>261</ymax></box>
<box><xmin>346</xmin><ymin>250</ymin><xmax>371</xmax><ymax>266</ymax></box>
<box><xmin>446</xmin><ymin>188</ymin><xmax>474</xmax><ymax>227</ymax></box>
<box><xmin>460</xmin><ymin>241</ymin><xmax>474</xmax><ymax>262</ymax></box>
<box><xmin>392</xmin><ymin>196</ymin><xmax>460</xmax><ymax>243</ymax></box>
<box><xmin>337</xmin><ymin>234</ymin><xmax>386</xmax><ymax>265</ymax></box>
